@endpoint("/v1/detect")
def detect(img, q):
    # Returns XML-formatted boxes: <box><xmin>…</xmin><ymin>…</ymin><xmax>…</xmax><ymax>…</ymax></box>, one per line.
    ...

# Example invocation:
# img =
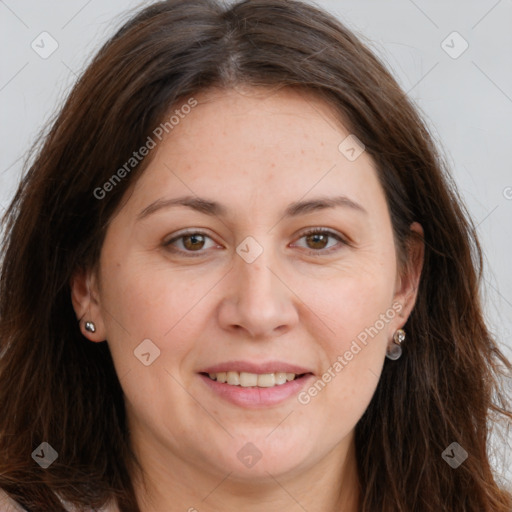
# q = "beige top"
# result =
<box><xmin>0</xmin><ymin>489</ymin><xmax>118</xmax><ymax>512</ymax></box>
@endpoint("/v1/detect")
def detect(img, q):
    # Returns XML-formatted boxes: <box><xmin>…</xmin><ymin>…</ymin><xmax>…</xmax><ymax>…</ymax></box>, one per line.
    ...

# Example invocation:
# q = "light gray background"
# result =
<box><xmin>1</xmin><ymin>0</ymin><xmax>511</xmax><ymax>486</ymax></box>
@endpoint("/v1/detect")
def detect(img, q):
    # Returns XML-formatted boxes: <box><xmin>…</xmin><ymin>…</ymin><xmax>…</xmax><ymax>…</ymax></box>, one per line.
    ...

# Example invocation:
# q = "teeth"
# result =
<box><xmin>254</xmin><ymin>373</ymin><xmax>274</xmax><ymax>387</ymax></box>
<box><xmin>240</xmin><ymin>372</ymin><xmax>258</xmax><ymax>387</ymax></box>
<box><xmin>227</xmin><ymin>371</ymin><xmax>240</xmax><ymax>385</ymax></box>
<box><xmin>275</xmin><ymin>372</ymin><xmax>288</xmax><ymax>385</ymax></box>
<box><xmin>206</xmin><ymin>371</ymin><xmax>302</xmax><ymax>387</ymax></box>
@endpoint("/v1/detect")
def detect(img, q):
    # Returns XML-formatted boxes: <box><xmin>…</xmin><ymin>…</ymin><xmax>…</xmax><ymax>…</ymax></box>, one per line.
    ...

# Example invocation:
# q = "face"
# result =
<box><xmin>73</xmin><ymin>86</ymin><xmax>422</xmax><ymax>487</ymax></box>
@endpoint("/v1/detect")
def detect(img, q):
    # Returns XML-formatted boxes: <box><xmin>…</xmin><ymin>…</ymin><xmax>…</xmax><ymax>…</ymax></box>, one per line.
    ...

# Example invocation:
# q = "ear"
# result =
<box><xmin>70</xmin><ymin>265</ymin><xmax>107</xmax><ymax>342</ymax></box>
<box><xmin>392</xmin><ymin>221</ymin><xmax>424</xmax><ymax>325</ymax></box>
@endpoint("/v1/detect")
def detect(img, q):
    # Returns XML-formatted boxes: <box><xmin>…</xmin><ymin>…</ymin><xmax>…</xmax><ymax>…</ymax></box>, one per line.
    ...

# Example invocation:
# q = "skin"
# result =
<box><xmin>72</xmin><ymin>86</ymin><xmax>424</xmax><ymax>512</ymax></box>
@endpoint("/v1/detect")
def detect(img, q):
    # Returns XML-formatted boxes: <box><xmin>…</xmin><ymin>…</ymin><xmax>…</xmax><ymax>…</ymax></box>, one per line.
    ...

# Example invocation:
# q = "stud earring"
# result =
<box><xmin>84</xmin><ymin>321</ymin><xmax>96</xmax><ymax>333</ymax></box>
<box><xmin>386</xmin><ymin>328</ymin><xmax>405</xmax><ymax>360</ymax></box>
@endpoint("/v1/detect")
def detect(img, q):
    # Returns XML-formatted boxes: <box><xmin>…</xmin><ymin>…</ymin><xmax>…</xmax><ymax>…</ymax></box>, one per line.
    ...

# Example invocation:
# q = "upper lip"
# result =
<box><xmin>200</xmin><ymin>360</ymin><xmax>314</xmax><ymax>375</ymax></box>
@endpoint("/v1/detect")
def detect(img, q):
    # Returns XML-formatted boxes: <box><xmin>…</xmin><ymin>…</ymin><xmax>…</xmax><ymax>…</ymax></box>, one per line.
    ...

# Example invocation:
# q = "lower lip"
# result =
<box><xmin>199</xmin><ymin>373</ymin><xmax>314</xmax><ymax>408</ymax></box>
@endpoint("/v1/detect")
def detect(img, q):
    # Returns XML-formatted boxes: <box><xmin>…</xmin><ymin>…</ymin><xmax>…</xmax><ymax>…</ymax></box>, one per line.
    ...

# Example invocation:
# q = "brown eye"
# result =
<box><xmin>182</xmin><ymin>234</ymin><xmax>206</xmax><ymax>251</ymax></box>
<box><xmin>305</xmin><ymin>232</ymin><xmax>329</xmax><ymax>250</ymax></box>
<box><xmin>292</xmin><ymin>229</ymin><xmax>346</xmax><ymax>254</ymax></box>
<box><xmin>164</xmin><ymin>231</ymin><xmax>218</xmax><ymax>255</ymax></box>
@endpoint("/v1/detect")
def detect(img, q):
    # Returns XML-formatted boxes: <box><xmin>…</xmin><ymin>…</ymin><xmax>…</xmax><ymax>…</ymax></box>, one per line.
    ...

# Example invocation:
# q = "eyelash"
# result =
<box><xmin>163</xmin><ymin>228</ymin><xmax>348</xmax><ymax>257</ymax></box>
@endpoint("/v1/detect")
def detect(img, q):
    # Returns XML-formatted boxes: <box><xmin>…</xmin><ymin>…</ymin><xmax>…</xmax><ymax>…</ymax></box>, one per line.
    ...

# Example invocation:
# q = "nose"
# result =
<box><xmin>217</xmin><ymin>248</ymin><xmax>299</xmax><ymax>339</ymax></box>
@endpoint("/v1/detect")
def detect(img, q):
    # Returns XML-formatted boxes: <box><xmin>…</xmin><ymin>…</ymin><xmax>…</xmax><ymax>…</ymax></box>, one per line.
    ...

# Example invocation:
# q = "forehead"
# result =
<box><xmin>161</xmin><ymin>86</ymin><xmax>352</xmax><ymax>171</ymax></box>
<box><xmin>120</xmin><ymin>86</ymin><xmax>386</xmax><ymax>221</ymax></box>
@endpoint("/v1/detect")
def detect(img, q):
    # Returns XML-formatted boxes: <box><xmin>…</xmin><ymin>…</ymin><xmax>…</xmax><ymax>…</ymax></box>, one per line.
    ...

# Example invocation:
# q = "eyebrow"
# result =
<box><xmin>137</xmin><ymin>194</ymin><xmax>367</xmax><ymax>221</ymax></box>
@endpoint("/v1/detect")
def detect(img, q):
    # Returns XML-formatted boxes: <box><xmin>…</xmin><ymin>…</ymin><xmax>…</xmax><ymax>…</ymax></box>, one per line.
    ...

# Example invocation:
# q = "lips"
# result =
<box><xmin>197</xmin><ymin>360</ymin><xmax>315</xmax><ymax>407</ymax></box>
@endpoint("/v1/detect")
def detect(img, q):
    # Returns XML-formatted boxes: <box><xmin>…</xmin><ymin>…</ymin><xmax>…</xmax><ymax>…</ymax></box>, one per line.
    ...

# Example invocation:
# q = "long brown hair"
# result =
<box><xmin>0</xmin><ymin>1</ymin><xmax>510</xmax><ymax>510</ymax></box>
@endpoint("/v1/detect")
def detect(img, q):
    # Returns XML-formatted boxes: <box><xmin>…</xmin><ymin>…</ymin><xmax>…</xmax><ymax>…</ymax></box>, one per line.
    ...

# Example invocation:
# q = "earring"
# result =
<box><xmin>84</xmin><ymin>321</ymin><xmax>96</xmax><ymax>333</ymax></box>
<box><xmin>386</xmin><ymin>328</ymin><xmax>405</xmax><ymax>360</ymax></box>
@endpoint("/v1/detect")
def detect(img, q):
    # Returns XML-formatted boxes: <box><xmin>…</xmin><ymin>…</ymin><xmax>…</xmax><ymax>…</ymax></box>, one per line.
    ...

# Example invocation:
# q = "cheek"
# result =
<box><xmin>100</xmin><ymin>254</ymin><xmax>215</xmax><ymax>339</ymax></box>
<box><xmin>98</xmin><ymin>259</ymin><xmax>212</xmax><ymax>424</ymax></box>
<box><xmin>98</xmin><ymin>255</ymin><xmax>223</xmax><ymax>394</ymax></box>
<box><xmin>301</xmin><ymin>258</ymin><xmax>396</xmax><ymax>349</ymax></box>
<box><xmin>293</xmin><ymin>259</ymin><xmax>395</xmax><ymax>428</ymax></box>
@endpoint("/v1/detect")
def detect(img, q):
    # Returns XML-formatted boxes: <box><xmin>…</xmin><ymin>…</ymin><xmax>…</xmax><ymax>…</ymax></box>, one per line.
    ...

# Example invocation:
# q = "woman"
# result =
<box><xmin>0</xmin><ymin>0</ymin><xmax>510</xmax><ymax>510</ymax></box>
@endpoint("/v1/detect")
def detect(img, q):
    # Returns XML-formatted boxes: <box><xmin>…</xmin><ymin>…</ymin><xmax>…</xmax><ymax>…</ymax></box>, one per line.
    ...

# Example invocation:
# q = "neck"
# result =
<box><xmin>129</xmin><ymin>432</ymin><xmax>360</xmax><ymax>512</ymax></box>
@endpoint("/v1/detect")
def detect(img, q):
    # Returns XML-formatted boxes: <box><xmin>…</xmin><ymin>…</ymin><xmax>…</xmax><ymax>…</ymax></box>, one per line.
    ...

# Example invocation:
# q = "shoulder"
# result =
<box><xmin>0</xmin><ymin>489</ymin><xmax>27</xmax><ymax>512</ymax></box>
<box><xmin>0</xmin><ymin>489</ymin><xmax>119</xmax><ymax>512</ymax></box>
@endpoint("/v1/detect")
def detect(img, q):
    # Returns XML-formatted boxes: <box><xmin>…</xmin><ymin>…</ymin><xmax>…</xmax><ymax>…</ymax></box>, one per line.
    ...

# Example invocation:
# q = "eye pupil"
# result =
<box><xmin>183</xmin><ymin>234</ymin><xmax>205</xmax><ymax>250</ymax></box>
<box><xmin>306</xmin><ymin>233</ymin><xmax>328</xmax><ymax>249</ymax></box>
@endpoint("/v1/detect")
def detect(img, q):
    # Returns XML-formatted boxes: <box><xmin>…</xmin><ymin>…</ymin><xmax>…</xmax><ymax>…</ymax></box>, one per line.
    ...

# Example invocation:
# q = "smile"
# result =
<box><xmin>205</xmin><ymin>371</ymin><xmax>304</xmax><ymax>387</ymax></box>
<box><xmin>198</xmin><ymin>371</ymin><xmax>314</xmax><ymax>408</ymax></box>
